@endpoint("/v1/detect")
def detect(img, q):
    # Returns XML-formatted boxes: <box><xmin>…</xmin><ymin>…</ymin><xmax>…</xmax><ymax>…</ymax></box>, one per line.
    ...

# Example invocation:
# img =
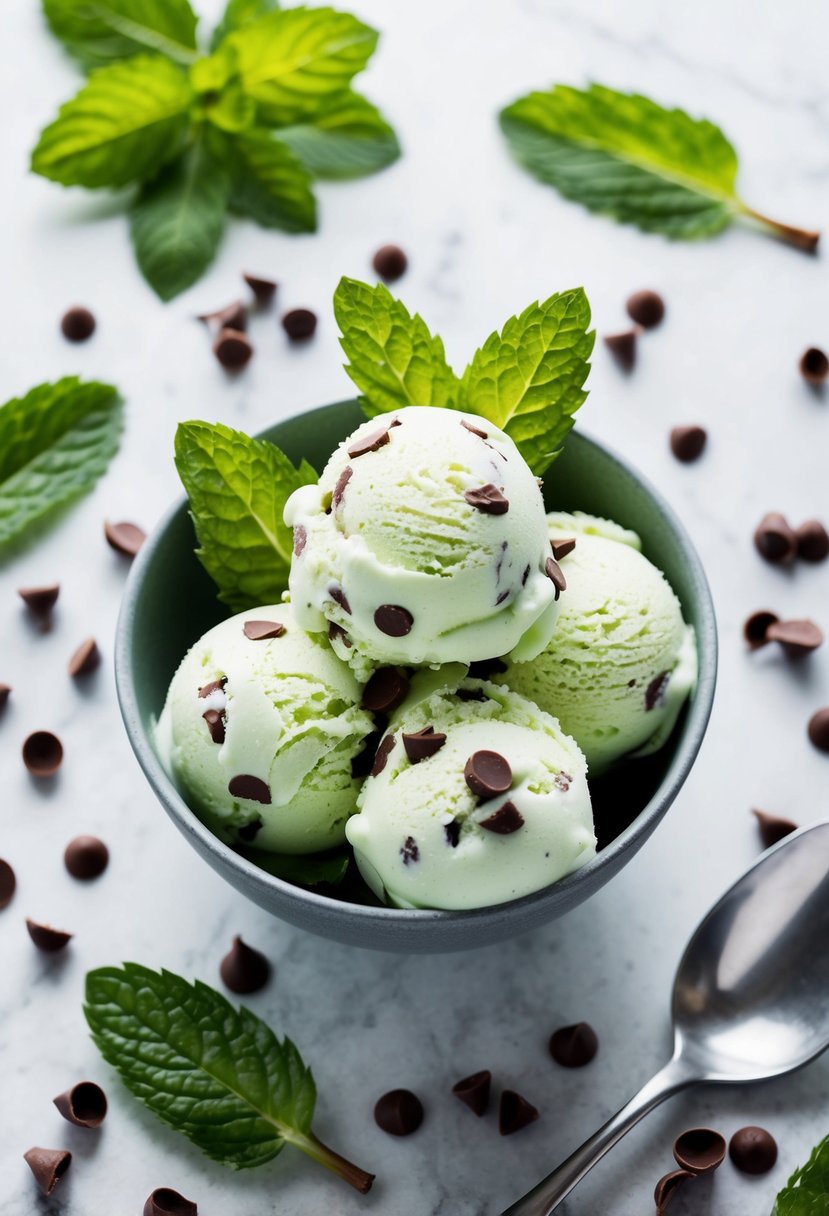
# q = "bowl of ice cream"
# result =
<box><xmin>116</xmin><ymin>399</ymin><xmax>716</xmax><ymax>952</ymax></box>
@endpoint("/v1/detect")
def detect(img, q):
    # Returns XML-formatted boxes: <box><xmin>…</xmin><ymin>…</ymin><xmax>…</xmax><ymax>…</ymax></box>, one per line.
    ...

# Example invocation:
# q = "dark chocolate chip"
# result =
<box><xmin>752</xmin><ymin>808</ymin><xmax>798</xmax><ymax>848</ymax></box>
<box><xmin>0</xmin><ymin>682</ymin><xmax>10</xmax><ymax>708</ymax></box>
<box><xmin>202</xmin><ymin>709</ymin><xmax>225</xmax><ymax>744</ymax></box>
<box><xmin>26</xmin><ymin>919</ymin><xmax>72</xmax><ymax>952</ymax></box>
<box><xmin>61</xmin><ymin>306</ymin><xmax>96</xmax><ymax>342</ymax></box>
<box><xmin>348</xmin><ymin>425</ymin><xmax>395</xmax><ymax>458</ymax></box>
<box><xmin>329</xmin><ymin>585</ymin><xmax>351</xmax><ymax>613</ymax></box>
<box><xmin>22</xmin><ymin>730</ymin><xmax>63</xmax><ymax>777</ymax></box>
<box><xmin>328</xmin><ymin>621</ymin><xmax>352</xmax><ymax>648</ymax></box>
<box><xmin>198</xmin><ymin>677</ymin><xmax>227</xmax><ymax>699</ymax></box>
<box><xmin>457</xmin><ymin>687</ymin><xmax>487</xmax><ymax>702</ymax></box>
<box><xmin>374</xmin><ymin>604</ymin><xmax>414</xmax><ymax>637</ymax></box>
<box><xmin>467</xmin><ymin>657</ymin><xmax>508</xmax><ymax>680</ymax></box>
<box><xmin>670</xmin><ymin>425</ymin><xmax>707</xmax><ymax>463</ymax></box>
<box><xmin>105</xmin><ymin>520</ymin><xmax>146</xmax><ymax>557</ymax></box>
<box><xmin>54</xmin><ymin>1081</ymin><xmax>107</xmax><ymax>1128</ymax></box>
<box><xmin>765</xmin><ymin>618</ymin><xmax>823</xmax><ymax>655</ymax></box>
<box><xmin>228</xmin><ymin>774</ymin><xmax>271</xmax><ymax>804</ymax></box>
<box><xmin>143</xmin><ymin>1187</ymin><xmax>198</xmax><ymax>1216</ymax></box>
<box><xmin>545</xmin><ymin>555</ymin><xmax>566</xmax><ymax>599</ymax></box>
<box><xmin>626</xmin><ymin>289</ymin><xmax>665</xmax><ymax>328</ymax></box>
<box><xmin>554</xmin><ymin>770</ymin><xmax>572</xmax><ymax>792</ymax></box>
<box><xmin>550</xmin><ymin>536</ymin><xmax>577</xmax><ymax>561</ymax></box>
<box><xmin>351</xmin><ymin>730</ymin><xmax>384</xmax><ymax>779</ymax></box>
<box><xmin>0</xmin><ymin>858</ymin><xmax>16</xmax><ymax>908</ymax></box>
<box><xmin>362</xmin><ymin>668</ymin><xmax>409</xmax><ymax>714</ymax></box>
<box><xmin>18</xmin><ymin>584</ymin><xmax>60</xmax><ymax>615</ymax></box>
<box><xmin>198</xmin><ymin>300</ymin><xmax>247</xmax><ymax>332</ymax></box>
<box><xmin>68</xmin><ymin>637</ymin><xmax>100</xmax><ymax>677</ymax></box>
<box><xmin>64</xmin><ymin>835</ymin><xmax>109</xmax><ymax>880</ymax></box>
<box><xmin>402</xmin><ymin>726</ymin><xmax>446</xmax><ymax>763</ymax></box>
<box><xmin>645</xmin><ymin>672</ymin><xmax>670</xmax><ymax>711</ymax></box>
<box><xmin>499</xmin><ymin>1090</ymin><xmax>539</xmax><ymax>1136</ymax></box>
<box><xmin>374</xmin><ymin>1089</ymin><xmax>423</xmax><ymax>1136</ymax></box>
<box><xmin>754</xmin><ymin>512</ymin><xmax>797</xmax><ymax>565</ymax></box>
<box><xmin>400</xmin><ymin>836</ymin><xmax>419</xmax><ymax>865</ymax></box>
<box><xmin>800</xmin><ymin>346</ymin><xmax>829</xmax><ymax>385</ymax></box>
<box><xmin>744</xmin><ymin>610</ymin><xmax>779</xmax><ymax>648</ymax></box>
<box><xmin>796</xmin><ymin>519</ymin><xmax>829</xmax><ymax>562</ymax></box>
<box><xmin>479</xmin><ymin>800</ymin><xmax>524</xmax><ymax>834</ymax></box>
<box><xmin>444</xmin><ymin>819</ymin><xmax>461</xmax><ymax>847</ymax></box>
<box><xmin>214</xmin><ymin>328</ymin><xmax>253</xmax><ymax>369</ymax></box>
<box><xmin>243</xmin><ymin>274</ymin><xmax>277</xmax><ymax>307</ymax></box>
<box><xmin>372</xmin><ymin>244</ymin><xmax>408</xmax><ymax>282</ymax></box>
<box><xmin>464</xmin><ymin>483</ymin><xmax>509</xmax><ymax>515</ymax></box>
<box><xmin>495</xmin><ymin>589</ymin><xmax>510</xmax><ymax>605</ymax></box>
<box><xmin>282</xmin><ymin>308</ymin><xmax>317</xmax><ymax>340</ymax></box>
<box><xmin>293</xmin><ymin>524</ymin><xmax>307</xmax><ymax>556</ymax></box>
<box><xmin>220</xmin><ymin>935</ymin><xmax>271</xmax><ymax>994</ymax></box>
<box><xmin>549</xmin><ymin>1022</ymin><xmax>599</xmax><ymax>1067</ymax></box>
<box><xmin>371</xmin><ymin>734</ymin><xmax>396</xmax><ymax>777</ymax></box>
<box><xmin>452</xmin><ymin>1070</ymin><xmax>491</xmax><ymax>1116</ymax></box>
<box><xmin>521</xmin><ymin>564</ymin><xmax>530</xmax><ymax>585</ymax></box>
<box><xmin>243</xmin><ymin>620</ymin><xmax>286</xmax><ymax>641</ymax></box>
<box><xmin>604</xmin><ymin>329</ymin><xmax>636</xmax><ymax>371</ymax></box>
<box><xmin>332</xmin><ymin>466</ymin><xmax>353</xmax><ymax>508</ymax></box>
<box><xmin>23</xmin><ymin>1147</ymin><xmax>72</xmax><ymax>1195</ymax></box>
<box><xmin>464</xmin><ymin>750</ymin><xmax>512</xmax><ymax>800</ymax></box>
<box><xmin>808</xmin><ymin>706</ymin><xmax>829</xmax><ymax>752</ymax></box>
<box><xmin>673</xmin><ymin>1127</ymin><xmax>726</xmax><ymax>1174</ymax></box>
<box><xmin>654</xmin><ymin>1169</ymin><xmax>694</xmax><ymax>1213</ymax></box>
<box><xmin>237</xmin><ymin>817</ymin><xmax>262</xmax><ymax>842</ymax></box>
<box><xmin>729</xmin><ymin>1126</ymin><xmax>778</xmax><ymax>1175</ymax></box>
<box><xmin>461</xmin><ymin>419</ymin><xmax>488</xmax><ymax>440</ymax></box>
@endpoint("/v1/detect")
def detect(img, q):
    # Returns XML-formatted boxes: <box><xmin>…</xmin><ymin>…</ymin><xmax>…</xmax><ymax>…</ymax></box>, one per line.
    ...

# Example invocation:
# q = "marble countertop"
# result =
<box><xmin>2</xmin><ymin>0</ymin><xmax>828</xmax><ymax>1212</ymax></box>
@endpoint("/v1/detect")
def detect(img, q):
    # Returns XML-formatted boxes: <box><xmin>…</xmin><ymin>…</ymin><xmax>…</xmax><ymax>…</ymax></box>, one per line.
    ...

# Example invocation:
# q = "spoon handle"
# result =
<box><xmin>500</xmin><ymin>1057</ymin><xmax>694</xmax><ymax>1216</ymax></box>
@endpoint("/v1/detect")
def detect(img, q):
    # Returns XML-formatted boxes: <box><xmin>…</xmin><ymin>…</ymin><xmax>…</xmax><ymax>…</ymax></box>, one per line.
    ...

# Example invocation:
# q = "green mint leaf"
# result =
<box><xmin>334</xmin><ymin>277</ymin><xmax>458</xmax><ymax>418</ymax></box>
<box><xmin>227</xmin><ymin>129</ymin><xmax>316</xmax><ymax>232</ymax></box>
<box><xmin>230</xmin><ymin>7</ymin><xmax>379</xmax><ymax>126</ymax></box>
<box><xmin>772</xmin><ymin>1135</ymin><xmax>829</xmax><ymax>1216</ymax></box>
<box><xmin>31</xmin><ymin>55</ymin><xmax>192</xmax><ymax>189</ymax></box>
<box><xmin>211</xmin><ymin>0</ymin><xmax>280</xmax><ymax>52</ymax></box>
<box><xmin>129</xmin><ymin>134</ymin><xmax>229</xmax><ymax>300</ymax></box>
<box><xmin>0</xmin><ymin>378</ymin><xmax>122</xmax><ymax>552</ymax></box>
<box><xmin>42</xmin><ymin>0</ymin><xmax>199</xmax><ymax>68</ymax></box>
<box><xmin>276</xmin><ymin>90</ymin><xmax>400</xmax><ymax>180</ymax></box>
<box><xmin>174</xmin><ymin>420</ymin><xmax>317</xmax><ymax>612</ymax></box>
<box><xmin>459</xmin><ymin>288</ymin><xmax>593</xmax><ymax>473</ymax></box>
<box><xmin>238</xmin><ymin>847</ymin><xmax>350</xmax><ymax>888</ymax></box>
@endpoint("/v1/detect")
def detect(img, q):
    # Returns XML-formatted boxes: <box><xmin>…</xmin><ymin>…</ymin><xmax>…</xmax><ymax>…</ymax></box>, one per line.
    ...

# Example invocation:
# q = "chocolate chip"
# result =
<box><xmin>627</xmin><ymin>289</ymin><xmax>665</xmax><ymax>328</ymax></box>
<box><xmin>796</xmin><ymin>518</ymin><xmax>829</xmax><ymax>562</ymax></box>
<box><xmin>347</xmin><ymin>425</ymin><xmax>395</xmax><ymax>458</ymax></box>
<box><xmin>550</xmin><ymin>536</ymin><xmax>577</xmax><ymax>561</ymax></box>
<box><xmin>670</xmin><ymin>425</ymin><xmax>707</xmax><ymax>463</ymax></box>
<box><xmin>765</xmin><ymin>618</ymin><xmax>824</xmax><ymax>655</ymax></box>
<box><xmin>402</xmin><ymin>726</ymin><xmax>446</xmax><ymax>763</ymax></box>
<box><xmin>202</xmin><ymin>709</ymin><xmax>225</xmax><ymax>743</ymax></box>
<box><xmin>452</xmin><ymin>1070</ymin><xmax>491</xmax><ymax>1116</ymax></box>
<box><xmin>23</xmin><ymin>1147</ymin><xmax>72</xmax><ymax>1195</ymax></box>
<box><xmin>604</xmin><ymin>329</ymin><xmax>636</xmax><ymax>371</ymax></box>
<box><xmin>645</xmin><ymin>672</ymin><xmax>670</xmax><ymax>711</ymax></box>
<box><xmin>521</xmin><ymin>564</ymin><xmax>531</xmax><ymax>585</ymax></box>
<box><xmin>198</xmin><ymin>300</ymin><xmax>247</xmax><ymax>332</ymax></box>
<box><xmin>371</xmin><ymin>734</ymin><xmax>396</xmax><ymax>777</ymax></box>
<box><xmin>554</xmin><ymin>770</ymin><xmax>572</xmax><ymax>792</ymax></box>
<box><xmin>0</xmin><ymin>858</ymin><xmax>16</xmax><ymax>908</ymax></box>
<box><xmin>372</xmin><ymin>244</ymin><xmax>408</xmax><ymax>282</ymax></box>
<box><xmin>54</xmin><ymin>1081</ymin><xmax>108</xmax><ymax>1128</ymax></box>
<box><xmin>228</xmin><ymin>774</ymin><xmax>271</xmax><ymax>804</ymax></box>
<box><xmin>499</xmin><ymin>1090</ymin><xmax>539</xmax><ymax>1136</ymax></box>
<box><xmin>457</xmin><ymin>687</ymin><xmax>487</xmax><ymax>702</ymax></box>
<box><xmin>374</xmin><ymin>604</ymin><xmax>414</xmax><ymax>637</ymax></box>
<box><xmin>808</xmin><ymin>706</ymin><xmax>829</xmax><ymax>752</ymax></box>
<box><xmin>464</xmin><ymin>484</ymin><xmax>509</xmax><ymax>515</ymax></box>
<box><xmin>18</xmin><ymin>583</ymin><xmax>60</xmax><ymax>616</ymax></box>
<box><xmin>545</xmin><ymin>555</ymin><xmax>566</xmax><ymax>599</ymax></box>
<box><xmin>64</xmin><ymin>835</ymin><xmax>109</xmax><ymax>880</ymax></box>
<box><xmin>464</xmin><ymin>750</ymin><xmax>512</xmax><ymax>800</ymax></box>
<box><xmin>480</xmin><ymin>800</ymin><xmax>524</xmax><ymax>834</ymax></box>
<box><xmin>143</xmin><ymin>1187</ymin><xmax>198</xmax><ymax>1216</ymax></box>
<box><xmin>328</xmin><ymin>621</ymin><xmax>352</xmax><ymax>649</ymax></box>
<box><xmin>461</xmin><ymin>419</ymin><xmax>488</xmax><ymax>439</ymax></box>
<box><xmin>754</xmin><ymin>512</ymin><xmax>798</xmax><ymax>565</ymax></box>
<box><xmin>293</xmin><ymin>525</ymin><xmax>307</xmax><ymax>556</ymax></box>
<box><xmin>237</xmin><ymin>817</ymin><xmax>262</xmax><ymax>843</ymax></box>
<box><xmin>22</xmin><ymin>730</ymin><xmax>63</xmax><ymax>777</ymax></box>
<box><xmin>799</xmin><ymin>346</ymin><xmax>829</xmax><ymax>385</ymax></box>
<box><xmin>329</xmin><ymin>585</ymin><xmax>351</xmax><ymax>614</ymax></box>
<box><xmin>654</xmin><ymin>1169</ymin><xmax>694</xmax><ymax>1213</ymax></box>
<box><xmin>400</xmin><ymin>836</ymin><xmax>419</xmax><ymax>865</ymax></box>
<box><xmin>729</xmin><ymin>1126</ymin><xmax>778</xmax><ymax>1175</ymax></box>
<box><xmin>374</xmin><ymin>1089</ymin><xmax>423</xmax><ymax>1136</ymax></box>
<box><xmin>744</xmin><ymin>610</ymin><xmax>779</xmax><ymax>648</ymax></box>
<box><xmin>282</xmin><ymin>308</ymin><xmax>317</xmax><ymax>340</ymax></box>
<box><xmin>243</xmin><ymin>620</ymin><xmax>286</xmax><ymax>641</ymax></box>
<box><xmin>220</xmin><ymin>935</ymin><xmax>271</xmax><ymax>994</ymax></box>
<box><xmin>243</xmin><ymin>274</ymin><xmax>277</xmax><ymax>307</ymax></box>
<box><xmin>61</xmin><ymin>306</ymin><xmax>96</xmax><ymax>341</ymax></box>
<box><xmin>362</xmin><ymin>668</ymin><xmax>409</xmax><ymax>714</ymax></box>
<box><xmin>752</xmin><ymin>808</ymin><xmax>798</xmax><ymax>848</ymax></box>
<box><xmin>351</xmin><ymin>730</ymin><xmax>384</xmax><ymax>779</ymax></box>
<box><xmin>549</xmin><ymin>1022</ymin><xmax>599</xmax><ymax>1067</ymax></box>
<box><xmin>332</xmin><ymin>466</ymin><xmax>353</xmax><ymax>508</ymax></box>
<box><xmin>68</xmin><ymin>637</ymin><xmax>100</xmax><ymax>677</ymax></box>
<box><xmin>467</xmin><ymin>657</ymin><xmax>508</xmax><ymax>680</ymax></box>
<box><xmin>214</xmin><ymin>327</ymin><xmax>253</xmax><ymax>369</ymax></box>
<box><xmin>26</xmin><ymin>919</ymin><xmax>72</xmax><ymax>952</ymax></box>
<box><xmin>673</xmin><ymin>1127</ymin><xmax>726</xmax><ymax>1174</ymax></box>
<box><xmin>495</xmin><ymin>589</ymin><xmax>510</xmax><ymax>606</ymax></box>
<box><xmin>444</xmin><ymin>819</ymin><xmax>461</xmax><ymax>847</ymax></box>
<box><xmin>198</xmin><ymin>677</ymin><xmax>226</xmax><ymax>699</ymax></box>
<box><xmin>0</xmin><ymin>683</ymin><xmax>10</xmax><ymax>709</ymax></box>
<box><xmin>105</xmin><ymin>519</ymin><xmax>146</xmax><ymax>557</ymax></box>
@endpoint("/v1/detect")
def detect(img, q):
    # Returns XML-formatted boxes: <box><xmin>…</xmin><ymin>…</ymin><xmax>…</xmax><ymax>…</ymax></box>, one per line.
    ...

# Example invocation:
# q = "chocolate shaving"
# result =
<box><xmin>243</xmin><ymin>620</ymin><xmax>286</xmax><ymax>641</ymax></box>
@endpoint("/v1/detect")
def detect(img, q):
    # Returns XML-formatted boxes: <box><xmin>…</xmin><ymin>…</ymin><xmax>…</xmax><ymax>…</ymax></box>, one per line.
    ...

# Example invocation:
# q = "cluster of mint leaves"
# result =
<box><xmin>772</xmin><ymin>1133</ymin><xmax>829</xmax><ymax>1216</ymax></box>
<box><xmin>32</xmin><ymin>0</ymin><xmax>400</xmax><ymax>300</ymax></box>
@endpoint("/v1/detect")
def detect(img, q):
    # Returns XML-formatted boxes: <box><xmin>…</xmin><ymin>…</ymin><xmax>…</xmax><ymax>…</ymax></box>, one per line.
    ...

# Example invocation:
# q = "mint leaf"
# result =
<box><xmin>175</xmin><ymin>420</ymin><xmax>316</xmax><ymax>612</ymax></box>
<box><xmin>773</xmin><ymin>1135</ymin><xmax>829</xmax><ymax>1216</ymax></box>
<box><xmin>459</xmin><ymin>288</ymin><xmax>593</xmax><ymax>473</ymax></box>
<box><xmin>0</xmin><ymin>378</ymin><xmax>122</xmax><ymax>552</ymax></box>
<box><xmin>130</xmin><ymin>135</ymin><xmax>229</xmax><ymax>300</ymax></box>
<box><xmin>227</xmin><ymin>129</ymin><xmax>316</xmax><ymax>232</ymax></box>
<box><xmin>238</xmin><ymin>847</ymin><xmax>350</xmax><ymax>887</ymax></box>
<box><xmin>42</xmin><ymin>0</ymin><xmax>199</xmax><ymax>68</ymax></box>
<box><xmin>500</xmin><ymin>84</ymin><xmax>819</xmax><ymax>251</ymax></box>
<box><xmin>277</xmin><ymin>90</ymin><xmax>400</xmax><ymax>179</ymax></box>
<box><xmin>334</xmin><ymin>277</ymin><xmax>458</xmax><ymax>418</ymax></box>
<box><xmin>31</xmin><ymin>55</ymin><xmax>192</xmax><ymax>189</ymax></box>
<box><xmin>231</xmin><ymin>7</ymin><xmax>379</xmax><ymax>126</ymax></box>
<box><xmin>85</xmin><ymin>964</ymin><xmax>374</xmax><ymax>1190</ymax></box>
<box><xmin>211</xmin><ymin>0</ymin><xmax>279</xmax><ymax>51</ymax></box>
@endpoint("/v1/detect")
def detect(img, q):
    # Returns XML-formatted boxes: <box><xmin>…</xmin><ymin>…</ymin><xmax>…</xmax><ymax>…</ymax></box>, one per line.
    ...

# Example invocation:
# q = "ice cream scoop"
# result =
<box><xmin>155</xmin><ymin>603</ymin><xmax>374</xmax><ymax>854</ymax></box>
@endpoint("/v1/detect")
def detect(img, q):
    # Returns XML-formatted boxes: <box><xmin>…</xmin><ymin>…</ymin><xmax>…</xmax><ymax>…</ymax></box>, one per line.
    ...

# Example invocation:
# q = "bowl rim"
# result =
<box><xmin>115</xmin><ymin>400</ymin><xmax>718</xmax><ymax>927</ymax></box>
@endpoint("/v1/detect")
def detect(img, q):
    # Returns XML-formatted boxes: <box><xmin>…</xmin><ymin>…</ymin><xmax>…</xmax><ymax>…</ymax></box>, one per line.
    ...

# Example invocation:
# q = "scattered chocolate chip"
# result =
<box><xmin>799</xmin><ymin>346</ymin><xmax>829</xmax><ymax>385</ymax></box>
<box><xmin>61</xmin><ymin>306</ymin><xmax>96</xmax><ymax>342</ymax></box>
<box><xmin>400</xmin><ymin>836</ymin><xmax>419</xmax><ymax>865</ymax></box>
<box><xmin>328</xmin><ymin>621</ymin><xmax>352</xmax><ymax>649</ymax></box>
<box><xmin>18</xmin><ymin>584</ymin><xmax>60</xmax><ymax>616</ymax></box>
<box><xmin>371</xmin><ymin>734</ymin><xmax>396</xmax><ymax>777</ymax></box>
<box><xmin>654</xmin><ymin>1169</ymin><xmax>694</xmax><ymax>1213</ymax></box>
<box><xmin>26</xmin><ymin>919</ymin><xmax>72</xmax><ymax>952</ymax></box>
<box><xmin>228</xmin><ymin>774</ymin><xmax>271</xmax><ymax>804</ymax></box>
<box><xmin>645</xmin><ymin>672</ymin><xmax>670</xmax><ymax>711</ymax></box>
<box><xmin>198</xmin><ymin>300</ymin><xmax>247</xmax><ymax>332</ymax></box>
<box><xmin>550</xmin><ymin>536</ymin><xmax>577</xmax><ymax>561</ymax></box>
<box><xmin>22</xmin><ymin>730</ymin><xmax>63</xmax><ymax>777</ymax></box>
<box><xmin>464</xmin><ymin>750</ymin><xmax>512</xmax><ymax>800</ymax></box>
<box><xmin>202</xmin><ymin>709</ymin><xmax>225</xmax><ymax>743</ymax></box>
<box><xmin>754</xmin><ymin>512</ymin><xmax>798</xmax><ymax>565</ymax></box>
<box><xmin>521</xmin><ymin>564</ymin><xmax>530</xmax><ymax>585</ymax></box>
<box><xmin>467</xmin><ymin>657</ymin><xmax>508</xmax><ymax>680</ymax></box>
<box><xmin>461</xmin><ymin>419</ymin><xmax>488</xmax><ymax>440</ymax></box>
<box><xmin>105</xmin><ymin>520</ymin><xmax>146</xmax><ymax>558</ymax></box>
<box><xmin>549</xmin><ymin>1022</ymin><xmax>599</xmax><ymax>1067</ymax></box>
<box><xmin>479</xmin><ymin>800</ymin><xmax>524</xmax><ymax>834</ymax></box>
<box><xmin>766</xmin><ymin>618</ymin><xmax>824</xmax><ymax>656</ymax></box>
<box><xmin>495</xmin><ymin>589</ymin><xmax>510</xmax><ymax>606</ymax></box>
<box><xmin>402</xmin><ymin>726</ymin><xmax>446</xmax><ymax>763</ymax></box>
<box><xmin>198</xmin><ymin>677</ymin><xmax>226</xmax><ymax>700</ymax></box>
<box><xmin>144</xmin><ymin>1187</ymin><xmax>198</xmax><ymax>1216</ymax></box>
<box><xmin>68</xmin><ymin>637</ymin><xmax>100</xmax><ymax>677</ymax></box>
<box><xmin>807</xmin><ymin>706</ymin><xmax>829</xmax><ymax>753</ymax></box>
<box><xmin>282</xmin><ymin>308</ymin><xmax>317</xmax><ymax>340</ymax></box>
<box><xmin>332</xmin><ymin>466</ymin><xmax>353</xmax><ymax>509</ymax></box>
<box><xmin>243</xmin><ymin>274</ymin><xmax>277</xmax><ymax>307</ymax></box>
<box><xmin>64</xmin><ymin>835</ymin><xmax>109</xmax><ymax>880</ymax></box>
<box><xmin>670</xmin><ymin>425</ymin><xmax>707</xmax><ymax>463</ymax></box>
<box><xmin>744</xmin><ymin>610</ymin><xmax>779</xmax><ymax>649</ymax></box>
<box><xmin>604</xmin><ymin>329</ymin><xmax>636</xmax><ymax>371</ymax></box>
<box><xmin>329</xmin><ymin>585</ymin><xmax>351</xmax><ymax>613</ymax></box>
<box><xmin>372</xmin><ymin>244</ymin><xmax>408</xmax><ymax>282</ymax></box>
<box><xmin>362</xmin><ymin>668</ymin><xmax>409</xmax><ymax>714</ymax></box>
<box><xmin>499</xmin><ymin>1090</ymin><xmax>539</xmax><ymax>1136</ymax></box>
<box><xmin>348</xmin><ymin>424</ymin><xmax>396</xmax><ymax>458</ymax></box>
<box><xmin>293</xmin><ymin>525</ymin><xmax>307</xmax><ymax>556</ymax></box>
<box><xmin>796</xmin><ymin>519</ymin><xmax>829</xmax><ymax>562</ymax></box>
<box><xmin>545</xmin><ymin>555</ymin><xmax>566</xmax><ymax>599</ymax></box>
<box><xmin>554</xmin><ymin>771</ymin><xmax>572</xmax><ymax>792</ymax></box>
<box><xmin>214</xmin><ymin>327</ymin><xmax>253</xmax><ymax>369</ymax></box>
<box><xmin>243</xmin><ymin>620</ymin><xmax>286</xmax><ymax>641</ymax></box>
<box><xmin>673</xmin><ymin>1127</ymin><xmax>726</xmax><ymax>1174</ymax></box>
<box><xmin>54</xmin><ymin>1081</ymin><xmax>108</xmax><ymax>1128</ymax></box>
<box><xmin>729</xmin><ymin>1126</ymin><xmax>778</xmax><ymax>1174</ymax></box>
<box><xmin>464</xmin><ymin>484</ymin><xmax>509</xmax><ymax>515</ymax></box>
<box><xmin>219</xmin><ymin>935</ymin><xmax>271</xmax><ymax>994</ymax></box>
<box><xmin>23</xmin><ymin>1147</ymin><xmax>71</xmax><ymax>1195</ymax></box>
<box><xmin>237</xmin><ymin>817</ymin><xmax>262</xmax><ymax>843</ymax></box>
<box><xmin>444</xmin><ymin>819</ymin><xmax>461</xmax><ymax>847</ymax></box>
<box><xmin>627</xmin><ymin>289</ymin><xmax>665</xmax><ymax>328</ymax></box>
<box><xmin>374</xmin><ymin>604</ymin><xmax>414</xmax><ymax>637</ymax></box>
<box><xmin>0</xmin><ymin>858</ymin><xmax>16</xmax><ymax>908</ymax></box>
<box><xmin>752</xmin><ymin>808</ymin><xmax>798</xmax><ymax>848</ymax></box>
<box><xmin>452</xmin><ymin>1070</ymin><xmax>491</xmax><ymax>1116</ymax></box>
<box><xmin>0</xmin><ymin>682</ymin><xmax>10</xmax><ymax>708</ymax></box>
<box><xmin>374</xmin><ymin>1089</ymin><xmax>423</xmax><ymax>1136</ymax></box>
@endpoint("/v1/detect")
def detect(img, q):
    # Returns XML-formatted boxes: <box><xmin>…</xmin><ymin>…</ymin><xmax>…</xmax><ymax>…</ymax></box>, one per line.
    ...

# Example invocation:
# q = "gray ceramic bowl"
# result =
<box><xmin>116</xmin><ymin>400</ymin><xmax>716</xmax><ymax>953</ymax></box>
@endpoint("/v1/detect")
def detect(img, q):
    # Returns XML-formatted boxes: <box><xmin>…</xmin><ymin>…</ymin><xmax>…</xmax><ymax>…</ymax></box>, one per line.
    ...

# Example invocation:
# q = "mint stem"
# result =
<box><xmin>740</xmin><ymin>205</ymin><xmax>820</xmax><ymax>253</ymax></box>
<box><xmin>292</xmin><ymin>1129</ymin><xmax>375</xmax><ymax>1194</ymax></box>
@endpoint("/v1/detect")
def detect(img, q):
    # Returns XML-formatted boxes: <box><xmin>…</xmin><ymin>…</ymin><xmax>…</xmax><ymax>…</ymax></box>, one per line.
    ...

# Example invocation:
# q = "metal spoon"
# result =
<box><xmin>502</xmin><ymin>821</ymin><xmax>829</xmax><ymax>1216</ymax></box>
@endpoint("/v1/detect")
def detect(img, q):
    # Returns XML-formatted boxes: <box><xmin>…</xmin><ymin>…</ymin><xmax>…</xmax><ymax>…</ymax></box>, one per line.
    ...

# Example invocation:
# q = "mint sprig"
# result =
<box><xmin>85</xmin><ymin>963</ymin><xmax>374</xmax><ymax>1192</ymax></box>
<box><xmin>500</xmin><ymin>83</ymin><xmax>819</xmax><ymax>252</ymax></box>
<box><xmin>772</xmin><ymin>1134</ymin><xmax>829</xmax><ymax>1216</ymax></box>
<box><xmin>33</xmin><ymin>2</ymin><xmax>400</xmax><ymax>299</ymax></box>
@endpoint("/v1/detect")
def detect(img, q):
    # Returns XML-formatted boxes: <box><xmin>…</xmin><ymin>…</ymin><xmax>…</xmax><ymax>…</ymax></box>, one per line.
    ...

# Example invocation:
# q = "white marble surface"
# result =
<box><xmin>2</xmin><ymin>0</ymin><xmax>829</xmax><ymax>1212</ymax></box>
